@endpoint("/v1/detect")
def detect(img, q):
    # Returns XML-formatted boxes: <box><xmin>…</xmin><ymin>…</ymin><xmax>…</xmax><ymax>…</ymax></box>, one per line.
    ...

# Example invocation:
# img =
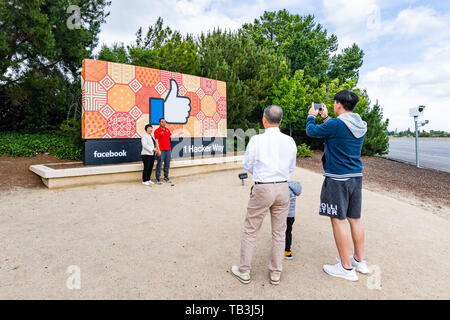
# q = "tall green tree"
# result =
<box><xmin>361</xmin><ymin>101</ymin><xmax>390</xmax><ymax>155</ymax></box>
<box><xmin>198</xmin><ymin>29</ymin><xmax>289</xmax><ymax>130</ymax></box>
<box><xmin>242</xmin><ymin>9</ymin><xmax>364</xmax><ymax>84</ymax></box>
<box><xmin>98</xmin><ymin>18</ymin><xmax>201</xmax><ymax>75</ymax></box>
<box><xmin>271</xmin><ymin>70</ymin><xmax>308</xmax><ymax>136</ymax></box>
<box><xmin>129</xmin><ymin>18</ymin><xmax>200</xmax><ymax>75</ymax></box>
<box><xmin>242</xmin><ymin>10</ymin><xmax>337</xmax><ymax>82</ymax></box>
<box><xmin>271</xmin><ymin>71</ymin><xmax>369</xmax><ymax>148</ymax></box>
<box><xmin>0</xmin><ymin>0</ymin><xmax>111</xmax><ymax>132</ymax></box>
<box><xmin>97</xmin><ymin>43</ymin><xmax>130</xmax><ymax>64</ymax></box>
<box><xmin>328</xmin><ymin>43</ymin><xmax>365</xmax><ymax>84</ymax></box>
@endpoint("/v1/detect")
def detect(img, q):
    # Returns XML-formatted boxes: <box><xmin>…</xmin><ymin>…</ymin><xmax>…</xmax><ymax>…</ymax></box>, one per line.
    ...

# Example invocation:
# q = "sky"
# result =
<box><xmin>96</xmin><ymin>0</ymin><xmax>450</xmax><ymax>132</ymax></box>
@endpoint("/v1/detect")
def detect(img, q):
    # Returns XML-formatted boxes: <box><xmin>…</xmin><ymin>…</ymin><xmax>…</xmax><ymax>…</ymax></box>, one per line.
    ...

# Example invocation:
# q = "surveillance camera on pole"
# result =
<box><xmin>409</xmin><ymin>106</ymin><xmax>428</xmax><ymax>168</ymax></box>
<box><xmin>409</xmin><ymin>105</ymin><xmax>425</xmax><ymax>117</ymax></box>
<box><xmin>418</xmin><ymin>120</ymin><xmax>429</xmax><ymax>127</ymax></box>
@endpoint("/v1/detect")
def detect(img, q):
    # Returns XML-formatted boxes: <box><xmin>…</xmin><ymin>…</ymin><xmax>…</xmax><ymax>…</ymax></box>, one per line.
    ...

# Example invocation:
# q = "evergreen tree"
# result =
<box><xmin>98</xmin><ymin>18</ymin><xmax>201</xmax><ymax>76</ymax></box>
<box><xmin>361</xmin><ymin>102</ymin><xmax>390</xmax><ymax>155</ymax></box>
<box><xmin>0</xmin><ymin>0</ymin><xmax>111</xmax><ymax>132</ymax></box>
<box><xmin>198</xmin><ymin>29</ymin><xmax>289</xmax><ymax>130</ymax></box>
<box><xmin>0</xmin><ymin>5</ymin><xmax>392</xmax><ymax>159</ymax></box>
<box><xmin>328</xmin><ymin>43</ymin><xmax>365</xmax><ymax>84</ymax></box>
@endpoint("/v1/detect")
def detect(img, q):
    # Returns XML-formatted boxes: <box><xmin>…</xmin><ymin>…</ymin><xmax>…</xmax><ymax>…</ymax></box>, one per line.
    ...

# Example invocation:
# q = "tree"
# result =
<box><xmin>0</xmin><ymin>4</ymin><xmax>390</xmax><ymax>161</ymax></box>
<box><xmin>242</xmin><ymin>10</ymin><xmax>337</xmax><ymax>82</ymax></box>
<box><xmin>271</xmin><ymin>71</ymin><xmax>371</xmax><ymax>149</ymax></box>
<box><xmin>198</xmin><ymin>29</ymin><xmax>289</xmax><ymax>130</ymax></box>
<box><xmin>98</xmin><ymin>18</ymin><xmax>201</xmax><ymax>76</ymax></box>
<box><xmin>97</xmin><ymin>43</ymin><xmax>130</xmax><ymax>64</ymax></box>
<box><xmin>242</xmin><ymin>10</ymin><xmax>364</xmax><ymax>85</ymax></box>
<box><xmin>361</xmin><ymin>102</ymin><xmax>390</xmax><ymax>155</ymax></box>
<box><xmin>0</xmin><ymin>0</ymin><xmax>111</xmax><ymax>132</ymax></box>
<box><xmin>328</xmin><ymin>43</ymin><xmax>365</xmax><ymax>84</ymax></box>
<box><xmin>129</xmin><ymin>18</ymin><xmax>200</xmax><ymax>75</ymax></box>
<box><xmin>271</xmin><ymin>70</ymin><xmax>308</xmax><ymax>136</ymax></box>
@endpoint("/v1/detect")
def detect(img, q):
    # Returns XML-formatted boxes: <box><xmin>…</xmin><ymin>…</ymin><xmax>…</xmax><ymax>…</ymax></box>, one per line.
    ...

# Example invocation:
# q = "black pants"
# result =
<box><xmin>142</xmin><ymin>155</ymin><xmax>155</xmax><ymax>182</ymax></box>
<box><xmin>285</xmin><ymin>217</ymin><xmax>295</xmax><ymax>251</ymax></box>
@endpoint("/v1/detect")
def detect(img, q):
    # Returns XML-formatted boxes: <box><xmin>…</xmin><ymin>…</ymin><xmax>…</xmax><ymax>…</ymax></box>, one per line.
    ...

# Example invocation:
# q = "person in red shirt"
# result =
<box><xmin>154</xmin><ymin>118</ymin><xmax>172</xmax><ymax>184</ymax></box>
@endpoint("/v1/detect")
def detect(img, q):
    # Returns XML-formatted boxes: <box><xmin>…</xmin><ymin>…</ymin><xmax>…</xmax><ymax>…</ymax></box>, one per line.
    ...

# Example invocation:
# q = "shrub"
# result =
<box><xmin>297</xmin><ymin>143</ymin><xmax>313</xmax><ymax>158</ymax></box>
<box><xmin>0</xmin><ymin>132</ymin><xmax>83</xmax><ymax>160</ymax></box>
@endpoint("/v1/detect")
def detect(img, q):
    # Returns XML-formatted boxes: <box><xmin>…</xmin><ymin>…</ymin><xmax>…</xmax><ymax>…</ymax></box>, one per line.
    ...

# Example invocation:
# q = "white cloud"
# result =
<box><xmin>321</xmin><ymin>0</ymin><xmax>382</xmax><ymax>49</ymax></box>
<box><xmin>319</xmin><ymin>1</ymin><xmax>450</xmax><ymax>131</ymax></box>
<box><xmin>380</xmin><ymin>6</ymin><xmax>450</xmax><ymax>46</ymax></box>
<box><xmin>359</xmin><ymin>40</ymin><xmax>450</xmax><ymax>131</ymax></box>
<box><xmin>170</xmin><ymin>0</ymin><xmax>255</xmax><ymax>34</ymax></box>
<box><xmin>97</xmin><ymin>0</ymin><xmax>266</xmax><ymax>50</ymax></box>
<box><xmin>97</xmin><ymin>0</ymin><xmax>319</xmax><ymax>50</ymax></box>
<box><xmin>321</xmin><ymin>1</ymin><xmax>450</xmax><ymax>49</ymax></box>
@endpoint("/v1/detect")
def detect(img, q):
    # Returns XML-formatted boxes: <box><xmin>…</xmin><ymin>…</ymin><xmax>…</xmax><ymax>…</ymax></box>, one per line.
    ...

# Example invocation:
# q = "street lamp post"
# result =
<box><xmin>409</xmin><ymin>106</ymin><xmax>428</xmax><ymax>168</ymax></box>
<box><xmin>414</xmin><ymin>116</ymin><xmax>419</xmax><ymax>167</ymax></box>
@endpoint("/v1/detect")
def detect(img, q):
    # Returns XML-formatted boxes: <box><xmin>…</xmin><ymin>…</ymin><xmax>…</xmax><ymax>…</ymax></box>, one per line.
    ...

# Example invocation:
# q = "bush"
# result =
<box><xmin>0</xmin><ymin>132</ymin><xmax>83</xmax><ymax>160</ymax></box>
<box><xmin>57</xmin><ymin>118</ymin><xmax>83</xmax><ymax>148</ymax></box>
<box><xmin>297</xmin><ymin>143</ymin><xmax>313</xmax><ymax>158</ymax></box>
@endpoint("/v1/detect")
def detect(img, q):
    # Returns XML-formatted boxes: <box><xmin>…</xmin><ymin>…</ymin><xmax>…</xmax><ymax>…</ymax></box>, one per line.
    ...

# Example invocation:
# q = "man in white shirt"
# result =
<box><xmin>231</xmin><ymin>105</ymin><xmax>297</xmax><ymax>285</ymax></box>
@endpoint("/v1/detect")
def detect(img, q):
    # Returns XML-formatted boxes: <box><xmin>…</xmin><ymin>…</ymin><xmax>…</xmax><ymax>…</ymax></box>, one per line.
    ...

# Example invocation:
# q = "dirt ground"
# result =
<box><xmin>0</xmin><ymin>154</ymin><xmax>75</xmax><ymax>191</ymax></box>
<box><xmin>2</xmin><ymin>153</ymin><xmax>448</xmax><ymax>217</ymax></box>
<box><xmin>0</xmin><ymin>154</ymin><xmax>449</xmax><ymax>299</ymax></box>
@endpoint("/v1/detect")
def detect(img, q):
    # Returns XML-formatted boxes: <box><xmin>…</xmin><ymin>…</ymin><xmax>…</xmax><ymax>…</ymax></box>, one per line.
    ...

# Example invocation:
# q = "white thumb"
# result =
<box><xmin>165</xmin><ymin>79</ymin><xmax>179</xmax><ymax>101</ymax></box>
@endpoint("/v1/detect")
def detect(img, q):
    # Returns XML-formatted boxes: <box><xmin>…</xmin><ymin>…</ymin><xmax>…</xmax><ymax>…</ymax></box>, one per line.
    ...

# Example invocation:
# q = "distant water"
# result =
<box><xmin>385</xmin><ymin>137</ymin><xmax>450</xmax><ymax>173</ymax></box>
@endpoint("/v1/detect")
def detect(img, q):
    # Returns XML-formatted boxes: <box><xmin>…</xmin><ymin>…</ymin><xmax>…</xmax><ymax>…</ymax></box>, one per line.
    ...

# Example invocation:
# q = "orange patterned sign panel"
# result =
<box><xmin>81</xmin><ymin>59</ymin><xmax>227</xmax><ymax>139</ymax></box>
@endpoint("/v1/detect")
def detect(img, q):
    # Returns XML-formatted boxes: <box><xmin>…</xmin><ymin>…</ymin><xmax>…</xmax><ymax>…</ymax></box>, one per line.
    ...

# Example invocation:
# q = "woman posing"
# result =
<box><xmin>141</xmin><ymin>124</ymin><xmax>160</xmax><ymax>185</ymax></box>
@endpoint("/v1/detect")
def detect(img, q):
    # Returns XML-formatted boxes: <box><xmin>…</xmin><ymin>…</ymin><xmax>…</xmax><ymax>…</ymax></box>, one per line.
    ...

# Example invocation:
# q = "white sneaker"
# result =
<box><xmin>351</xmin><ymin>255</ymin><xmax>370</xmax><ymax>274</ymax></box>
<box><xmin>323</xmin><ymin>262</ymin><xmax>359</xmax><ymax>281</ymax></box>
<box><xmin>269</xmin><ymin>271</ymin><xmax>281</xmax><ymax>285</ymax></box>
<box><xmin>336</xmin><ymin>256</ymin><xmax>371</xmax><ymax>274</ymax></box>
<box><xmin>142</xmin><ymin>181</ymin><xmax>151</xmax><ymax>186</ymax></box>
<box><xmin>147</xmin><ymin>180</ymin><xmax>155</xmax><ymax>185</ymax></box>
<box><xmin>231</xmin><ymin>265</ymin><xmax>251</xmax><ymax>284</ymax></box>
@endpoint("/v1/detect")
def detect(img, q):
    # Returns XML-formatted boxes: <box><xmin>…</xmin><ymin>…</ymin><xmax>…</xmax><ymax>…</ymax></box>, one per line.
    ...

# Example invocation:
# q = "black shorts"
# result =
<box><xmin>319</xmin><ymin>177</ymin><xmax>362</xmax><ymax>220</ymax></box>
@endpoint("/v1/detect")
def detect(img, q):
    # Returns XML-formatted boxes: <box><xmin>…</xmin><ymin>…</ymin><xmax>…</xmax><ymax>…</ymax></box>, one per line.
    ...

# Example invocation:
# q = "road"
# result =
<box><xmin>384</xmin><ymin>137</ymin><xmax>450</xmax><ymax>173</ymax></box>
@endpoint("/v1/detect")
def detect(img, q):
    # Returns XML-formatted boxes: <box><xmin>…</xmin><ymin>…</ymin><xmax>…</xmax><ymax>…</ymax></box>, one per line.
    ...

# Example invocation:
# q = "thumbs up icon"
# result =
<box><xmin>150</xmin><ymin>79</ymin><xmax>191</xmax><ymax>125</ymax></box>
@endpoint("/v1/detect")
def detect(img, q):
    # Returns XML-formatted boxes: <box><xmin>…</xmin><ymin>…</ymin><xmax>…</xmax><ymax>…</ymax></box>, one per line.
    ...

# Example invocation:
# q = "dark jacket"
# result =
<box><xmin>306</xmin><ymin>113</ymin><xmax>367</xmax><ymax>178</ymax></box>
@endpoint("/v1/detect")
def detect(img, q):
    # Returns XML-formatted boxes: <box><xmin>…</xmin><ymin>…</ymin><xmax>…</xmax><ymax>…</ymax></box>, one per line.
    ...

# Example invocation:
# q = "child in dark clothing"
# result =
<box><xmin>285</xmin><ymin>181</ymin><xmax>302</xmax><ymax>260</ymax></box>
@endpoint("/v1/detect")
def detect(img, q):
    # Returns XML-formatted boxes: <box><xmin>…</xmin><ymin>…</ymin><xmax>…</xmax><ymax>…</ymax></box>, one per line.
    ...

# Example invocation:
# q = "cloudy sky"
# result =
<box><xmin>96</xmin><ymin>0</ymin><xmax>450</xmax><ymax>131</ymax></box>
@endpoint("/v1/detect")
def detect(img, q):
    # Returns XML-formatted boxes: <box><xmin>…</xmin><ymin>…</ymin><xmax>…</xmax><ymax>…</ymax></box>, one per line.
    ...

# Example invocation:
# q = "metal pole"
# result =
<box><xmin>414</xmin><ymin>116</ymin><xmax>419</xmax><ymax>167</ymax></box>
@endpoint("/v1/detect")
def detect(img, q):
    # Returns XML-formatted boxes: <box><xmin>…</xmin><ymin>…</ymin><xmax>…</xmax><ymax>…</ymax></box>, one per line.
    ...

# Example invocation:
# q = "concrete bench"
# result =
<box><xmin>29</xmin><ymin>155</ymin><xmax>244</xmax><ymax>189</ymax></box>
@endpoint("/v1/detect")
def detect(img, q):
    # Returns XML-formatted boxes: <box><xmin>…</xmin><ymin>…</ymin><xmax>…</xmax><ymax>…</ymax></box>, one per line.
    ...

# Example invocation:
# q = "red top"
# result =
<box><xmin>154</xmin><ymin>127</ymin><xmax>172</xmax><ymax>150</ymax></box>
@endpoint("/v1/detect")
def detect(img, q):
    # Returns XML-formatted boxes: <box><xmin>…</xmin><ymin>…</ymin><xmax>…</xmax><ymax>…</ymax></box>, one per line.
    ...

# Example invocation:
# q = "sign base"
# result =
<box><xmin>84</xmin><ymin>138</ymin><xmax>227</xmax><ymax>165</ymax></box>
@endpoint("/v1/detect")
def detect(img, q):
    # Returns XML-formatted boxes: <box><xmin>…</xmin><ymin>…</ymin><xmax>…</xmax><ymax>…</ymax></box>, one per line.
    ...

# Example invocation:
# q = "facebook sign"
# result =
<box><xmin>84</xmin><ymin>138</ymin><xmax>226</xmax><ymax>165</ymax></box>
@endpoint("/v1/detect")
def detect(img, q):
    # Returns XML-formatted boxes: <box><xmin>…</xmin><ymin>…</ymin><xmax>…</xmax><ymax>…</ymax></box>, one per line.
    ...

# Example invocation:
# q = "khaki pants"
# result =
<box><xmin>239</xmin><ymin>182</ymin><xmax>290</xmax><ymax>273</ymax></box>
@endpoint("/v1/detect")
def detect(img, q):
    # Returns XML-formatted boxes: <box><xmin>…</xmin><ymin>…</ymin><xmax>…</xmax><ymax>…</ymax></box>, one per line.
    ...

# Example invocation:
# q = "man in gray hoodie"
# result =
<box><xmin>306</xmin><ymin>90</ymin><xmax>371</xmax><ymax>281</ymax></box>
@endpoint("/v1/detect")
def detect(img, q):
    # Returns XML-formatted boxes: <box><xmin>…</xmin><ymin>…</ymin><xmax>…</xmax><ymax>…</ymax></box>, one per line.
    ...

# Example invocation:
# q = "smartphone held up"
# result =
<box><xmin>313</xmin><ymin>103</ymin><xmax>323</xmax><ymax>111</ymax></box>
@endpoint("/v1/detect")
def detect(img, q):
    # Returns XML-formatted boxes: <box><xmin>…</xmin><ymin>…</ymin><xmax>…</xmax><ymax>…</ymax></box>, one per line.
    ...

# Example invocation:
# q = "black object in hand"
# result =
<box><xmin>313</xmin><ymin>103</ymin><xmax>323</xmax><ymax>111</ymax></box>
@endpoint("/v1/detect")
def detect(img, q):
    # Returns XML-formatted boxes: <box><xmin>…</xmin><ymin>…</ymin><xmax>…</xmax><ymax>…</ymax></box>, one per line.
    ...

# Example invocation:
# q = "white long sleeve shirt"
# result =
<box><xmin>141</xmin><ymin>133</ymin><xmax>156</xmax><ymax>155</ymax></box>
<box><xmin>243</xmin><ymin>127</ymin><xmax>297</xmax><ymax>182</ymax></box>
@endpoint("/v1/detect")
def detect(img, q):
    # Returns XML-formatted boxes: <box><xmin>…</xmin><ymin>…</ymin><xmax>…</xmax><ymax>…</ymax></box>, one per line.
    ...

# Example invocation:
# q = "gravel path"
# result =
<box><xmin>1</xmin><ymin>166</ymin><xmax>449</xmax><ymax>299</ymax></box>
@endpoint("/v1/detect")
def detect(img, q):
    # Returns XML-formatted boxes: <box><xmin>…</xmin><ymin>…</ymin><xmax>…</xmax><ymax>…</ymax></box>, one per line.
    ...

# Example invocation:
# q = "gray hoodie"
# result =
<box><xmin>338</xmin><ymin>113</ymin><xmax>368</xmax><ymax>139</ymax></box>
<box><xmin>288</xmin><ymin>181</ymin><xmax>302</xmax><ymax>218</ymax></box>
